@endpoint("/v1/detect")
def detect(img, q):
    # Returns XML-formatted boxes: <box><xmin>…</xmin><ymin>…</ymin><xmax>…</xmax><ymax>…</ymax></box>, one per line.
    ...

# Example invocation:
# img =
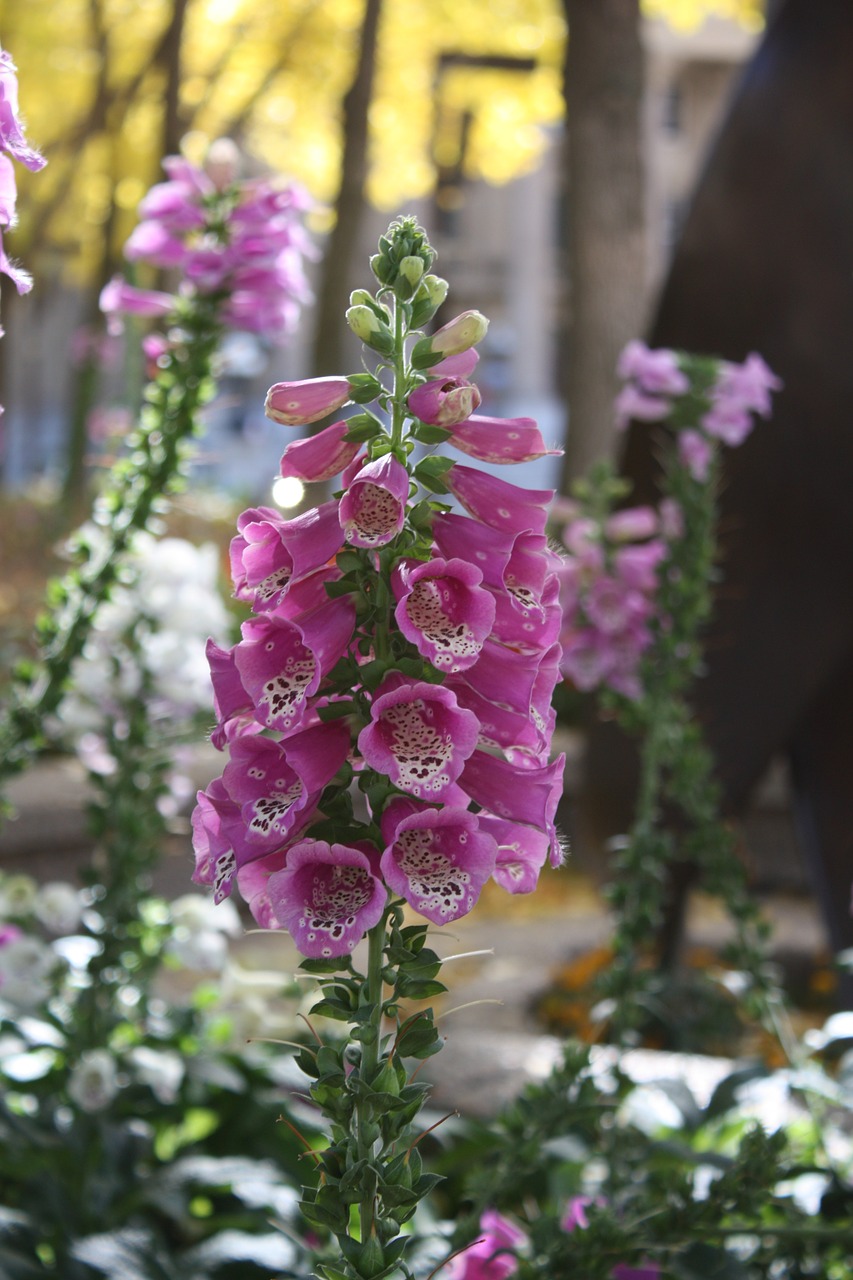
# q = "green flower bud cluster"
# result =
<box><xmin>369</xmin><ymin>215</ymin><xmax>436</xmax><ymax>301</ymax></box>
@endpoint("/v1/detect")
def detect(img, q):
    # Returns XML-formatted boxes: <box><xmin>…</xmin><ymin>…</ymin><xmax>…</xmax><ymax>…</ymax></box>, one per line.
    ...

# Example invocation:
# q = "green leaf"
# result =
<box><xmin>325</xmin><ymin>579</ymin><xmax>360</xmax><ymax>599</ymax></box>
<box><xmin>395</xmin><ymin>977</ymin><xmax>447</xmax><ymax>1001</ymax></box>
<box><xmin>300</xmin><ymin>957</ymin><xmax>350</xmax><ymax>976</ymax></box>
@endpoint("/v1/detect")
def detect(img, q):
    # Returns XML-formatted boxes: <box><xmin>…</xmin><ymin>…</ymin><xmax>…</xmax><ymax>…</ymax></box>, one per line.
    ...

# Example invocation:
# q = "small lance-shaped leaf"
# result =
<box><xmin>344</xmin><ymin>413</ymin><xmax>386</xmax><ymax>443</ymax></box>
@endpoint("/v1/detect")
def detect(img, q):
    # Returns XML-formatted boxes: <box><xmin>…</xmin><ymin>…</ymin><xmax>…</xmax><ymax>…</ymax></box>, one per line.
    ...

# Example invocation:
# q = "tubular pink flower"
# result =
<box><xmin>446</xmin><ymin>414</ymin><xmax>561</xmax><ymax>465</ymax></box>
<box><xmin>222</xmin><ymin>721</ymin><xmax>350</xmax><ymax>857</ymax></box>
<box><xmin>614</xmin><ymin>384</ymin><xmax>669</xmax><ymax>431</ymax></box>
<box><xmin>264</xmin><ymin>376</ymin><xmax>352</xmax><ymax>426</ymax></box>
<box><xmin>716</xmin><ymin>352</ymin><xmax>781</xmax><ymax>417</ymax></box>
<box><xmin>604</xmin><ymin>506</ymin><xmax>659</xmax><ymax>542</ymax></box>
<box><xmin>393</xmin><ymin>557</ymin><xmax>495</xmax><ymax>673</ymax></box>
<box><xmin>358</xmin><ymin>679</ymin><xmax>479</xmax><ymax>801</ymax></box>
<box><xmin>678</xmin><ymin>428</ymin><xmax>713</xmax><ymax>480</ymax></box>
<box><xmin>99</xmin><ymin>276</ymin><xmax>175</xmax><ymax>320</ymax></box>
<box><xmin>279</xmin><ymin>420</ymin><xmax>361</xmax><ymax>483</ymax></box>
<box><xmin>452</xmin><ymin>637</ymin><xmax>554</xmax><ymax>727</ymax></box>
<box><xmin>137</xmin><ymin>179</ymin><xmax>208</xmax><ymax>231</ymax></box>
<box><xmin>339</xmin><ymin>453</ymin><xmax>409</xmax><ymax>548</ymax></box>
<box><xmin>444</xmin><ymin>1208</ymin><xmax>527</xmax><ymax>1280</ymax></box>
<box><xmin>0</xmin><ymin>51</ymin><xmax>46</xmax><ymax>171</ymax></box>
<box><xmin>448</xmin><ymin>679</ymin><xmax>548</xmax><ymax>762</ymax></box>
<box><xmin>407</xmin><ymin>376</ymin><xmax>481</xmax><ymax>426</ymax></box>
<box><xmin>380</xmin><ymin>806</ymin><xmax>497</xmax><ymax>925</ymax></box>
<box><xmin>267</xmin><ymin>839</ymin><xmax>387</xmax><ymax>958</ymax></box>
<box><xmin>229</xmin><ymin>500</ymin><xmax>344</xmax><ymax>611</ymax></box>
<box><xmin>123</xmin><ymin>220</ymin><xmax>188</xmax><ymax>268</ymax></box>
<box><xmin>459</xmin><ymin>750</ymin><xmax>566</xmax><ymax>867</ymax></box>
<box><xmin>234</xmin><ymin>596</ymin><xmax>356</xmax><ymax>735</ymax></box>
<box><xmin>478</xmin><ymin>815</ymin><xmax>549</xmax><ymax>895</ymax></box>
<box><xmin>431</xmin><ymin>348</ymin><xmax>480</xmax><ymax>379</ymax></box>
<box><xmin>700</xmin><ymin>398</ymin><xmax>753</xmax><ymax>447</ymax></box>
<box><xmin>559</xmin><ymin>629</ymin><xmax>615</xmax><ymax>692</ymax></box>
<box><xmin>617</xmin><ymin>340</ymin><xmax>688</xmax><ymax>396</ymax></box>
<box><xmin>432</xmin><ymin>514</ymin><xmax>559</xmax><ymax>619</ymax></box>
<box><xmin>191</xmin><ymin>779</ymin><xmax>241</xmax><ymax>903</ymax></box>
<box><xmin>445</xmin><ymin>464</ymin><xmax>552</xmax><ymax>536</ymax></box>
<box><xmin>205</xmin><ymin>638</ymin><xmax>257</xmax><ymax>750</ymax></box>
<box><xmin>236</xmin><ymin>846</ymin><xmax>290</xmax><ymax>928</ymax></box>
<box><xmin>0</xmin><ymin>154</ymin><xmax>16</xmax><ymax>227</ymax></box>
<box><xmin>488</xmin><ymin>574</ymin><xmax>562</xmax><ymax>654</ymax></box>
<box><xmin>614</xmin><ymin>541</ymin><xmax>666</xmax><ymax>593</ymax></box>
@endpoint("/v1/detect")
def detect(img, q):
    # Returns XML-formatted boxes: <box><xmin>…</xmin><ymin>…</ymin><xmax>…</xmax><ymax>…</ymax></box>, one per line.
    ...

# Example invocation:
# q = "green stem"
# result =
<box><xmin>0</xmin><ymin>311</ymin><xmax>222</xmax><ymax>786</ymax></box>
<box><xmin>358</xmin><ymin>911</ymin><xmax>389</xmax><ymax>1242</ymax></box>
<box><xmin>389</xmin><ymin>299</ymin><xmax>407</xmax><ymax>451</ymax></box>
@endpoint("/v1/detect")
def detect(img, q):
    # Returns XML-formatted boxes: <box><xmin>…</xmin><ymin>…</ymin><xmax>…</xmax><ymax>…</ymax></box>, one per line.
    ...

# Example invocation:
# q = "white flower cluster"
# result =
<box><xmin>55</xmin><ymin>529</ymin><xmax>233</xmax><ymax>739</ymax></box>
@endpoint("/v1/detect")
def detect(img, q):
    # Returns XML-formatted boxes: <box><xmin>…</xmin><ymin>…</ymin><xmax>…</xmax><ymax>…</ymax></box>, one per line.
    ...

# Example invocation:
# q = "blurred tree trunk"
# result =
<box><xmin>311</xmin><ymin>0</ymin><xmax>383</xmax><ymax>376</ymax></box>
<box><xmin>158</xmin><ymin>0</ymin><xmax>190</xmax><ymax>155</ymax></box>
<box><xmin>559</xmin><ymin>0</ymin><xmax>647</xmax><ymax>487</ymax></box>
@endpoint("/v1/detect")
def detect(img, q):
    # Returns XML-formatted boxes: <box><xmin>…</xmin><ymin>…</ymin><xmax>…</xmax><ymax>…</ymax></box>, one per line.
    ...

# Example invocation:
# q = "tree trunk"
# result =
<box><xmin>559</xmin><ymin>0</ymin><xmax>647</xmax><ymax>487</ymax></box>
<box><xmin>311</xmin><ymin>0</ymin><xmax>383</xmax><ymax>376</ymax></box>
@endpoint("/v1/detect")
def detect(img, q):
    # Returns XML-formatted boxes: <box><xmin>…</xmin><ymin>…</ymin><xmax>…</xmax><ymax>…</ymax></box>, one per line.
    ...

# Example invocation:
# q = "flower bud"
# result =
<box><xmin>394</xmin><ymin>254</ymin><xmax>426</xmax><ymax>301</ymax></box>
<box><xmin>370</xmin><ymin>253</ymin><xmax>394</xmax><ymax>285</ymax></box>
<box><xmin>408</xmin><ymin>377</ymin><xmax>481</xmax><ymax>426</ymax></box>
<box><xmin>264</xmin><ymin>376</ymin><xmax>352</xmax><ymax>426</ymax></box>
<box><xmin>410</xmin><ymin>273</ymin><xmax>449</xmax><ymax>327</ymax></box>
<box><xmin>411</xmin><ymin>309</ymin><xmax>489</xmax><ymax>370</ymax></box>
<box><xmin>346</xmin><ymin>305</ymin><xmax>394</xmax><ymax>354</ymax></box>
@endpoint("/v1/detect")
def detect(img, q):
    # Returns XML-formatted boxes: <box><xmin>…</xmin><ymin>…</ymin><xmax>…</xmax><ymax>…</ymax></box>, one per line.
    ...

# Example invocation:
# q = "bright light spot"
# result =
<box><xmin>272</xmin><ymin>476</ymin><xmax>305</xmax><ymax>509</ymax></box>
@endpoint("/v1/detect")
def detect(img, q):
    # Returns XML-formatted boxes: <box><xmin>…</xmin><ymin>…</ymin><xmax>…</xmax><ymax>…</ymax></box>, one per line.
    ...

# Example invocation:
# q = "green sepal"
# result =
<box><xmin>336</xmin><ymin>549</ymin><xmax>364</xmax><ymax>572</ymax></box>
<box><xmin>413</xmin><ymin>456</ymin><xmax>455</xmax><ymax>493</ymax></box>
<box><xmin>316</xmin><ymin>700</ymin><xmax>357</xmax><ymax>722</ymax></box>
<box><xmin>344</xmin><ymin>413</ymin><xmax>386</xmax><ymax>443</ymax></box>
<box><xmin>410</xmin><ymin>421</ymin><xmax>452</xmax><ymax>445</ymax></box>
<box><xmin>395</xmin><ymin>976</ymin><xmax>447</xmax><ymax>1001</ymax></box>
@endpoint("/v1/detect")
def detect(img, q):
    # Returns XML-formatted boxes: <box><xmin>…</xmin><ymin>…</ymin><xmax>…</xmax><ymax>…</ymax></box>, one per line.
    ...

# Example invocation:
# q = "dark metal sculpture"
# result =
<box><xmin>592</xmin><ymin>0</ymin><xmax>853</xmax><ymax>989</ymax></box>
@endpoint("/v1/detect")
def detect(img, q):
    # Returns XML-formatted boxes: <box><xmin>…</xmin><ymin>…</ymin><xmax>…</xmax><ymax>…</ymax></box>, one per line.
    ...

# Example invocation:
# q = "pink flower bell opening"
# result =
<box><xmin>380</xmin><ymin>803</ymin><xmax>497</xmax><ymax>924</ymax></box>
<box><xmin>267</xmin><ymin>839</ymin><xmax>387</xmax><ymax>957</ymax></box>
<box><xmin>358</xmin><ymin>680</ymin><xmax>479</xmax><ymax>801</ymax></box>
<box><xmin>339</xmin><ymin>453</ymin><xmax>409</xmax><ymax>548</ymax></box>
<box><xmin>393</xmin><ymin>557</ymin><xmax>495</xmax><ymax>673</ymax></box>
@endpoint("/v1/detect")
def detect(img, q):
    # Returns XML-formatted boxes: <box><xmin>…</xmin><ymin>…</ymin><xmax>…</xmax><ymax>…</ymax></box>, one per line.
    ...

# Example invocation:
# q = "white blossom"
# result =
<box><xmin>68</xmin><ymin>1049</ymin><xmax>119</xmax><ymax>1112</ymax></box>
<box><xmin>33</xmin><ymin>882</ymin><xmax>84</xmax><ymax>935</ymax></box>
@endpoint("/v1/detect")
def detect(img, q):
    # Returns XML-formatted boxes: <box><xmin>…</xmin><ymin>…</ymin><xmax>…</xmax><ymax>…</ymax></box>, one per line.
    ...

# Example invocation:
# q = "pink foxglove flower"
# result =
<box><xmin>279</xmin><ymin>419</ymin><xmax>361</xmax><ymax>483</ymax></box>
<box><xmin>411</xmin><ymin>309</ymin><xmax>489</xmax><ymax>367</ymax></box>
<box><xmin>0</xmin><ymin>50</ymin><xmax>46</xmax><ymax>172</ymax></box>
<box><xmin>443</xmin><ymin>1208</ymin><xmax>527</xmax><ymax>1280</ymax></box>
<box><xmin>339</xmin><ymin>453</ymin><xmax>409</xmax><ymax>548</ymax></box>
<box><xmin>445</xmin><ymin>464</ymin><xmax>552</xmax><ymax>537</ymax></box>
<box><xmin>393</xmin><ymin>557</ymin><xmax>495</xmax><ymax>673</ymax></box>
<box><xmin>459</xmin><ymin>750</ymin><xmax>565</xmax><ymax>867</ymax></box>
<box><xmin>678</xmin><ymin>427</ymin><xmax>713</xmax><ymax>480</ymax></box>
<box><xmin>446</xmin><ymin>414</ymin><xmax>561</xmax><ymax>465</ymax></box>
<box><xmin>229</xmin><ymin>501</ymin><xmax>344</xmax><ymax>611</ymax></box>
<box><xmin>233</xmin><ymin>597</ymin><xmax>355</xmax><ymax>735</ymax></box>
<box><xmin>561</xmin><ymin>1195</ymin><xmax>660</xmax><ymax>1280</ymax></box>
<box><xmin>266</xmin><ymin>839</ymin><xmax>387</xmax><ymax>957</ymax></box>
<box><xmin>265</xmin><ymin>376</ymin><xmax>352</xmax><ymax>426</ymax></box>
<box><xmin>221</xmin><ymin>721</ymin><xmax>350</xmax><ymax>857</ymax></box>
<box><xmin>106</xmin><ymin>150</ymin><xmax>313</xmax><ymax>343</ymax></box>
<box><xmin>380</xmin><ymin>802</ymin><xmax>497</xmax><ymax>924</ymax></box>
<box><xmin>358</xmin><ymin>680</ymin><xmax>479</xmax><ymax>801</ymax></box>
<box><xmin>479</xmin><ymin>815</ymin><xmax>550</xmax><ymax>894</ymax></box>
<box><xmin>617</xmin><ymin>339</ymin><xmax>688</xmax><ymax>396</ymax></box>
<box><xmin>191</xmin><ymin>778</ymin><xmax>241</xmax><ymax>903</ymax></box>
<box><xmin>407</xmin><ymin>376</ymin><xmax>481</xmax><ymax>426</ymax></box>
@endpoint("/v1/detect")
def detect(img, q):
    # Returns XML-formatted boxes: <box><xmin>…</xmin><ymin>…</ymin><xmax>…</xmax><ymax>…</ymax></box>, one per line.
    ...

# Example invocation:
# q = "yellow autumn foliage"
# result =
<box><xmin>4</xmin><ymin>0</ymin><xmax>762</xmax><ymax>285</ymax></box>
